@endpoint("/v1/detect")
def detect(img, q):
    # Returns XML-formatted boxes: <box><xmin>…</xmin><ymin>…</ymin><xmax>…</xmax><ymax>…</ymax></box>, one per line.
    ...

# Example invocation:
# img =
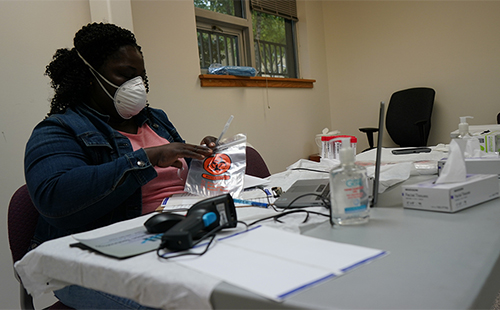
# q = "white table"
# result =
<box><xmin>15</xmin><ymin>166</ymin><xmax>500</xmax><ymax>309</ymax></box>
<box><xmin>212</xmin><ymin>199</ymin><xmax>500</xmax><ymax>309</ymax></box>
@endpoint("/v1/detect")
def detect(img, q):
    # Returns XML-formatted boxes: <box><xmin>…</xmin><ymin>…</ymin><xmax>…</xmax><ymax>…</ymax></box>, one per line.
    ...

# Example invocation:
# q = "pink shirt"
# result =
<box><xmin>120</xmin><ymin>125</ymin><xmax>188</xmax><ymax>214</ymax></box>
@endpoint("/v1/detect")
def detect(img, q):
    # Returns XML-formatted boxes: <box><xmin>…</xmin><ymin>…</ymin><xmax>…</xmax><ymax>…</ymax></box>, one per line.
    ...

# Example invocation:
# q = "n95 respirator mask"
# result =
<box><xmin>77</xmin><ymin>50</ymin><xmax>147</xmax><ymax>119</ymax></box>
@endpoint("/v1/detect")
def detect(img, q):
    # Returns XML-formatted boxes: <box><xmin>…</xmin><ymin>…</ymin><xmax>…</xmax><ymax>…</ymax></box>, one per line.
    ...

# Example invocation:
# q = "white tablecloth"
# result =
<box><xmin>15</xmin><ymin>215</ymin><xmax>220</xmax><ymax>309</ymax></box>
<box><xmin>15</xmin><ymin>170</ymin><xmax>330</xmax><ymax>309</ymax></box>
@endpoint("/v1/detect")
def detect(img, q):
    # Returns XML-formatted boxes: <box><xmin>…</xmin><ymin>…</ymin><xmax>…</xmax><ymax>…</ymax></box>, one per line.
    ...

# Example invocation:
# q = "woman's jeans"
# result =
<box><xmin>54</xmin><ymin>285</ymin><xmax>161</xmax><ymax>310</ymax></box>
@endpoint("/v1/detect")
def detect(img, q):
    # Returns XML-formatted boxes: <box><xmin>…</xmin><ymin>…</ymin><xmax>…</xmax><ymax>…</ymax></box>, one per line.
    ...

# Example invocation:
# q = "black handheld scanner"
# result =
<box><xmin>160</xmin><ymin>194</ymin><xmax>237</xmax><ymax>251</ymax></box>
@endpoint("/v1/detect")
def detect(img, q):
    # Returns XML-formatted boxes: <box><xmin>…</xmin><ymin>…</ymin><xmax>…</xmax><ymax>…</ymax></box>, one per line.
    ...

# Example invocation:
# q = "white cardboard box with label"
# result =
<box><xmin>438</xmin><ymin>157</ymin><xmax>500</xmax><ymax>176</ymax></box>
<box><xmin>402</xmin><ymin>174</ymin><xmax>499</xmax><ymax>213</ymax></box>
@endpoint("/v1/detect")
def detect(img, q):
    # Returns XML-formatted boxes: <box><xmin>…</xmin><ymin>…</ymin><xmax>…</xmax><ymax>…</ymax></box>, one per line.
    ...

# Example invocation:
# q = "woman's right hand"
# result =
<box><xmin>144</xmin><ymin>142</ymin><xmax>213</xmax><ymax>168</ymax></box>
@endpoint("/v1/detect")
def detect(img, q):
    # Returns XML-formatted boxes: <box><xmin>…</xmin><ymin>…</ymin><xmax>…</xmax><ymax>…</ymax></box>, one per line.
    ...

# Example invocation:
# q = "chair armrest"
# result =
<box><xmin>359</xmin><ymin>127</ymin><xmax>379</xmax><ymax>134</ymax></box>
<box><xmin>359</xmin><ymin>127</ymin><xmax>379</xmax><ymax>151</ymax></box>
<box><xmin>414</xmin><ymin>119</ymin><xmax>429</xmax><ymax>146</ymax></box>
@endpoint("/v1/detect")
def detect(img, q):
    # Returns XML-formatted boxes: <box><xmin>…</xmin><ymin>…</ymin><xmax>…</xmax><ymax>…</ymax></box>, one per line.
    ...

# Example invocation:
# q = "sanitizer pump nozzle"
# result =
<box><xmin>458</xmin><ymin>116</ymin><xmax>473</xmax><ymax>138</ymax></box>
<box><xmin>338</xmin><ymin>137</ymin><xmax>354</xmax><ymax>165</ymax></box>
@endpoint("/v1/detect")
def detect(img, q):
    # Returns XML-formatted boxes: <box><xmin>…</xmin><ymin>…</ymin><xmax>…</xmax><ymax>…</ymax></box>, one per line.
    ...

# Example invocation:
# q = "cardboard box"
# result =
<box><xmin>438</xmin><ymin>157</ymin><xmax>500</xmax><ymax>176</ymax></box>
<box><xmin>402</xmin><ymin>174</ymin><xmax>499</xmax><ymax>213</ymax></box>
<box><xmin>450</xmin><ymin>125</ymin><xmax>500</xmax><ymax>154</ymax></box>
<box><xmin>476</xmin><ymin>131</ymin><xmax>500</xmax><ymax>153</ymax></box>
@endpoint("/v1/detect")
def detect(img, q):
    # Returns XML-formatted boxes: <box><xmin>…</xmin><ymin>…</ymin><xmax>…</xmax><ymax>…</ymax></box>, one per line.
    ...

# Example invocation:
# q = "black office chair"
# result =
<box><xmin>359</xmin><ymin>87</ymin><xmax>435</xmax><ymax>150</ymax></box>
<box><xmin>8</xmin><ymin>184</ymin><xmax>74</xmax><ymax>310</ymax></box>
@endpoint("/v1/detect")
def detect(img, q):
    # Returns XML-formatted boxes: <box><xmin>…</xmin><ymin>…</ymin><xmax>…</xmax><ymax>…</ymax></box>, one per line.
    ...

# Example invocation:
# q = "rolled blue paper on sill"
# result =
<box><xmin>208</xmin><ymin>63</ymin><xmax>257</xmax><ymax>77</ymax></box>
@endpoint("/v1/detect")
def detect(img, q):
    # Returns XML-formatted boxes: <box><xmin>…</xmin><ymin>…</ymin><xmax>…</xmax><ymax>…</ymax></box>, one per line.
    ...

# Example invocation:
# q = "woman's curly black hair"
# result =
<box><xmin>44</xmin><ymin>22</ymin><xmax>149</xmax><ymax>116</ymax></box>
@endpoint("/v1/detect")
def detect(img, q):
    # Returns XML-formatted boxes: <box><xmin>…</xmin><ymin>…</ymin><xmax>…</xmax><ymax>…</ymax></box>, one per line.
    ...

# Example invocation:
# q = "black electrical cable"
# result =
<box><xmin>274</xmin><ymin>193</ymin><xmax>330</xmax><ymax>211</ymax></box>
<box><xmin>290</xmin><ymin>168</ymin><xmax>329</xmax><ymax>173</ymax></box>
<box><xmin>156</xmin><ymin>220</ymin><xmax>248</xmax><ymax>259</ymax></box>
<box><xmin>157</xmin><ymin>234</ymin><xmax>217</xmax><ymax>259</ymax></box>
<box><xmin>247</xmin><ymin>209</ymin><xmax>330</xmax><ymax>227</ymax></box>
<box><xmin>156</xmin><ymin>192</ymin><xmax>332</xmax><ymax>260</ymax></box>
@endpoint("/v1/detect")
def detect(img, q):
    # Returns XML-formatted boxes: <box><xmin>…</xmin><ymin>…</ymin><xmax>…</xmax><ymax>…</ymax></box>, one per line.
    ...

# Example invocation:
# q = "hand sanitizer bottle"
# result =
<box><xmin>457</xmin><ymin>116</ymin><xmax>473</xmax><ymax>139</ymax></box>
<box><xmin>329</xmin><ymin>137</ymin><xmax>370</xmax><ymax>225</ymax></box>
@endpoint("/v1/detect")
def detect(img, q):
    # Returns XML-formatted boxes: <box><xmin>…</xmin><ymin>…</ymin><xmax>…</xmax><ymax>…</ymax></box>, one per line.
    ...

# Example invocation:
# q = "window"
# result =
<box><xmin>253</xmin><ymin>11</ymin><xmax>296</xmax><ymax>78</ymax></box>
<box><xmin>194</xmin><ymin>0</ymin><xmax>243</xmax><ymax>17</ymax></box>
<box><xmin>198</xmin><ymin>28</ymin><xmax>240</xmax><ymax>68</ymax></box>
<box><xmin>195</xmin><ymin>0</ymin><xmax>298</xmax><ymax>78</ymax></box>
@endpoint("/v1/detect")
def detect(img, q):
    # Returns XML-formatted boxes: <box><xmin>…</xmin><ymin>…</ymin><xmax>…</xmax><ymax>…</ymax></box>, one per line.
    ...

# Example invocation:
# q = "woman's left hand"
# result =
<box><xmin>200</xmin><ymin>136</ymin><xmax>217</xmax><ymax>149</ymax></box>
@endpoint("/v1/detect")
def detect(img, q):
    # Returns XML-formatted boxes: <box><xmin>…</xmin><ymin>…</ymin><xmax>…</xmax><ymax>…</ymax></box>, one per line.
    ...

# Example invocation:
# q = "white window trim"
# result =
<box><xmin>195</xmin><ymin>4</ymin><xmax>255</xmax><ymax>68</ymax></box>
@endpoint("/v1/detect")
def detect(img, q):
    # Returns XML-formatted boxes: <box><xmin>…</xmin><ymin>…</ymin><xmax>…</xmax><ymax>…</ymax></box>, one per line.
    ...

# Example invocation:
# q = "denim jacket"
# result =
<box><xmin>24</xmin><ymin>104</ymin><xmax>185</xmax><ymax>245</ymax></box>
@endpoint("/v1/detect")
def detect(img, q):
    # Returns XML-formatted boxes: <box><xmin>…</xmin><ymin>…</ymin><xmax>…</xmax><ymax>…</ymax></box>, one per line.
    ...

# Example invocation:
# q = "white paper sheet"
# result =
<box><xmin>243</xmin><ymin>174</ymin><xmax>270</xmax><ymax>189</ymax></box>
<box><xmin>160</xmin><ymin>175</ymin><xmax>274</xmax><ymax>212</ymax></box>
<box><xmin>173</xmin><ymin>226</ymin><xmax>387</xmax><ymax>301</ymax></box>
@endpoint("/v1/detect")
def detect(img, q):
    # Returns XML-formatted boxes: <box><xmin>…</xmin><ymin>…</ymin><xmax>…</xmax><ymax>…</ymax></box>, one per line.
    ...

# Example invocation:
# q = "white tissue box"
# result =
<box><xmin>438</xmin><ymin>157</ymin><xmax>500</xmax><ymax>175</ymax></box>
<box><xmin>402</xmin><ymin>174</ymin><xmax>499</xmax><ymax>213</ymax></box>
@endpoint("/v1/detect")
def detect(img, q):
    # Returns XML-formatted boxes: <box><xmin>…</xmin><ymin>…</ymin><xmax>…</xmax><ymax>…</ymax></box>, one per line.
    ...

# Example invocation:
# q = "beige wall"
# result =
<box><xmin>0</xmin><ymin>2</ymin><xmax>91</xmax><ymax>308</ymax></box>
<box><xmin>0</xmin><ymin>0</ymin><xmax>330</xmax><ymax>307</ymax></box>
<box><xmin>131</xmin><ymin>0</ymin><xmax>331</xmax><ymax>175</ymax></box>
<box><xmin>324</xmin><ymin>1</ymin><xmax>500</xmax><ymax>150</ymax></box>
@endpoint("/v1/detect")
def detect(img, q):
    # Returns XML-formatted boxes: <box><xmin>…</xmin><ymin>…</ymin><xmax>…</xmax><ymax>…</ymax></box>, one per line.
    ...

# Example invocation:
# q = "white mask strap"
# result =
<box><xmin>75</xmin><ymin>49</ymin><xmax>119</xmax><ymax>89</ymax></box>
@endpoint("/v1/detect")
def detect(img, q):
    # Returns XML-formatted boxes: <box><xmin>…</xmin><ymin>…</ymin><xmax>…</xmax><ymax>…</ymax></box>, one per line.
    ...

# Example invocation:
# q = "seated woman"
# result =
<box><xmin>24</xmin><ymin>22</ymin><xmax>215</xmax><ymax>309</ymax></box>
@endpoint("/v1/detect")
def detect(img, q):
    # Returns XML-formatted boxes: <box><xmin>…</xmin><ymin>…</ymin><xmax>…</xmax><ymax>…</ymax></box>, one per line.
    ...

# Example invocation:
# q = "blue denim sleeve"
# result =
<box><xmin>24</xmin><ymin>118</ymin><xmax>157</xmax><ymax>230</ymax></box>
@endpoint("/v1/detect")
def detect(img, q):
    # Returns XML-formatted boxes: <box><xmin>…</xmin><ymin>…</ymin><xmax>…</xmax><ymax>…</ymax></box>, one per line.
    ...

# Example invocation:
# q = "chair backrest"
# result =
<box><xmin>7</xmin><ymin>185</ymin><xmax>80</xmax><ymax>310</ymax></box>
<box><xmin>8</xmin><ymin>185</ymin><xmax>39</xmax><ymax>263</ymax></box>
<box><xmin>245</xmin><ymin>146</ymin><xmax>271</xmax><ymax>178</ymax></box>
<box><xmin>385</xmin><ymin>87</ymin><xmax>435</xmax><ymax>147</ymax></box>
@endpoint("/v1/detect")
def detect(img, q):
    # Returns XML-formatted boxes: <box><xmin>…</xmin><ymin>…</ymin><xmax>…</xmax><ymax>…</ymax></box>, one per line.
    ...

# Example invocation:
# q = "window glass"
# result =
<box><xmin>198</xmin><ymin>29</ymin><xmax>239</xmax><ymax>69</ymax></box>
<box><xmin>253</xmin><ymin>11</ymin><xmax>288</xmax><ymax>77</ymax></box>
<box><xmin>194</xmin><ymin>0</ymin><xmax>242</xmax><ymax>17</ymax></box>
<box><xmin>253</xmin><ymin>11</ymin><xmax>285</xmax><ymax>44</ymax></box>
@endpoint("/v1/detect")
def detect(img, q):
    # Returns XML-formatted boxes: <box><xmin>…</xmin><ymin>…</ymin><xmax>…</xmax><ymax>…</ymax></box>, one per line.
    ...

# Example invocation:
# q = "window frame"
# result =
<box><xmin>194</xmin><ymin>0</ymin><xmax>301</xmax><ymax>80</ymax></box>
<box><xmin>199</xmin><ymin>74</ymin><xmax>315</xmax><ymax>88</ymax></box>
<box><xmin>195</xmin><ymin>5</ymin><xmax>255</xmax><ymax>71</ymax></box>
<box><xmin>197</xmin><ymin>22</ymin><xmax>242</xmax><ymax>69</ymax></box>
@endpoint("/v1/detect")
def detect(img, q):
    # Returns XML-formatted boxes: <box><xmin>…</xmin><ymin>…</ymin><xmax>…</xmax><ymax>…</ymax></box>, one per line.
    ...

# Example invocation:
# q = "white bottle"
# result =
<box><xmin>329</xmin><ymin>137</ymin><xmax>370</xmax><ymax>225</ymax></box>
<box><xmin>456</xmin><ymin>116</ymin><xmax>482</xmax><ymax>157</ymax></box>
<box><xmin>457</xmin><ymin>116</ymin><xmax>473</xmax><ymax>139</ymax></box>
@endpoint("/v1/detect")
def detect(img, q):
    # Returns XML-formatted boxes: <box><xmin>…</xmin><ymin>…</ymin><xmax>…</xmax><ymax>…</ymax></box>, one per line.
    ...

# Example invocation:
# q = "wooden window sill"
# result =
<box><xmin>199</xmin><ymin>74</ymin><xmax>315</xmax><ymax>88</ymax></box>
